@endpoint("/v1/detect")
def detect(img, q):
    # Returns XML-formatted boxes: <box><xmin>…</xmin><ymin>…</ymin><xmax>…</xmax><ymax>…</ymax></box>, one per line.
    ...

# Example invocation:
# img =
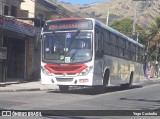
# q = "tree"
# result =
<box><xmin>148</xmin><ymin>17</ymin><xmax>160</xmax><ymax>61</ymax></box>
<box><xmin>110</xmin><ymin>18</ymin><xmax>147</xmax><ymax>46</ymax></box>
<box><xmin>110</xmin><ymin>18</ymin><xmax>133</xmax><ymax>38</ymax></box>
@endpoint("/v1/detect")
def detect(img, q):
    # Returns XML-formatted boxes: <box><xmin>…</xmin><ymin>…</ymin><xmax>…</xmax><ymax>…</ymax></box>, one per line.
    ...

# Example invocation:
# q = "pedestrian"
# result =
<box><xmin>155</xmin><ymin>61</ymin><xmax>159</xmax><ymax>78</ymax></box>
<box><xmin>146</xmin><ymin>61</ymin><xmax>151</xmax><ymax>78</ymax></box>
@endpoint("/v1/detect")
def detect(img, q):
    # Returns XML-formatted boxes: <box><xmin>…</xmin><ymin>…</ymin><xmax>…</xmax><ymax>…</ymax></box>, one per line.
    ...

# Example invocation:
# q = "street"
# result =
<box><xmin>0</xmin><ymin>80</ymin><xmax>160</xmax><ymax>119</ymax></box>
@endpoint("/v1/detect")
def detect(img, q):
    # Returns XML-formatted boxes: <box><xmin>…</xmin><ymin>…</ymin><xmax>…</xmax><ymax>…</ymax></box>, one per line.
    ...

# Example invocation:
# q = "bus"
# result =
<box><xmin>40</xmin><ymin>18</ymin><xmax>144</xmax><ymax>92</ymax></box>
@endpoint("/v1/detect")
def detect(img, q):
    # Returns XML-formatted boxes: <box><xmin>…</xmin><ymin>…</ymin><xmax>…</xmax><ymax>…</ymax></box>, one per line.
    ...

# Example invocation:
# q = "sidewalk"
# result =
<box><xmin>0</xmin><ymin>77</ymin><xmax>160</xmax><ymax>92</ymax></box>
<box><xmin>0</xmin><ymin>81</ymin><xmax>59</xmax><ymax>92</ymax></box>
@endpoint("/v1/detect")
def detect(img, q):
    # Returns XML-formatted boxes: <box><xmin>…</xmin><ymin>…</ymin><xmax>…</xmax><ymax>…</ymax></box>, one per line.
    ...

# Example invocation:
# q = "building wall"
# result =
<box><xmin>0</xmin><ymin>0</ymin><xmax>23</xmax><ymax>17</ymax></box>
<box><xmin>27</xmin><ymin>37</ymin><xmax>33</xmax><ymax>79</ymax></box>
<box><xmin>21</xmin><ymin>0</ymin><xmax>59</xmax><ymax>20</ymax></box>
<box><xmin>21</xmin><ymin>0</ymin><xmax>35</xmax><ymax>18</ymax></box>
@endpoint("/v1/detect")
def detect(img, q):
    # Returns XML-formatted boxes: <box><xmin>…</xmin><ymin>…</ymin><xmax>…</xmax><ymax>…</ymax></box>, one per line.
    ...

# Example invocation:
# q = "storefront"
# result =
<box><xmin>0</xmin><ymin>15</ymin><xmax>36</xmax><ymax>82</ymax></box>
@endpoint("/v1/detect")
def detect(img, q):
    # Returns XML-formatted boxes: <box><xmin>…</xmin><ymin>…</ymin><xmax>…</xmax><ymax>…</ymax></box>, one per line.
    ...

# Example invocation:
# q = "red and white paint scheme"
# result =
<box><xmin>41</xmin><ymin>18</ymin><xmax>144</xmax><ymax>91</ymax></box>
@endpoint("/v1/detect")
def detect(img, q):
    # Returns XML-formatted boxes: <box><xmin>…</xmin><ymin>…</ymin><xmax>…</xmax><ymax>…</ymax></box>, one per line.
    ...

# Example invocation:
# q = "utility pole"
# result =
<box><xmin>132</xmin><ymin>1</ymin><xmax>138</xmax><ymax>41</ymax></box>
<box><xmin>106</xmin><ymin>11</ymin><xmax>109</xmax><ymax>26</ymax></box>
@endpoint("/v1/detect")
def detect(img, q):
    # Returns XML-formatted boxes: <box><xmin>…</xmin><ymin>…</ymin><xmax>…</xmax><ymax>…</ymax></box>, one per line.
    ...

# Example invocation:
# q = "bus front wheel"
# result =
<box><xmin>59</xmin><ymin>85</ymin><xmax>69</xmax><ymax>92</ymax></box>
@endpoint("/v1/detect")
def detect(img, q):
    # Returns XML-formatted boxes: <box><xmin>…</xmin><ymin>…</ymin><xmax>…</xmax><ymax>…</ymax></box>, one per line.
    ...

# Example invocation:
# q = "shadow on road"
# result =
<box><xmin>47</xmin><ymin>85</ymin><xmax>143</xmax><ymax>95</ymax></box>
<box><xmin>120</xmin><ymin>97</ymin><xmax>160</xmax><ymax>110</ymax></box>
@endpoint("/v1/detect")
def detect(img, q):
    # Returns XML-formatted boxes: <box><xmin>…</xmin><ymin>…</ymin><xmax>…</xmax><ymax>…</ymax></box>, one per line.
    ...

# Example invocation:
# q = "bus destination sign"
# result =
<box><xmin>43</xmin><ymin>20</ymin><xmax>93</xmax><ymax>31</ymax></box>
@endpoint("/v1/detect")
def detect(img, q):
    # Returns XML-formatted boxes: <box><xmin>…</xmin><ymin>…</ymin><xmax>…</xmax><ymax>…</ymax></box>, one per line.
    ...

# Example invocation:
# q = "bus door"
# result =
<box><xmin>94</xmin><ymin>28</ymin><xmax>104</xmax><ymax>81</ymax></box>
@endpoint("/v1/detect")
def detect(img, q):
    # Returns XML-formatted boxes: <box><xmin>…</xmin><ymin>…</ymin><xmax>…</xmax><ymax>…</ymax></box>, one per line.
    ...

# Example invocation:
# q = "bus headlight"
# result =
<box><xmin>78</xmin><ymin>66</ymin><xmax>93</xmax><ymax>76</ymax></box>
<box><xmin>41</xmin><ymin>66</ymin><xmax>53</xmax><ymax>76</ymax></box>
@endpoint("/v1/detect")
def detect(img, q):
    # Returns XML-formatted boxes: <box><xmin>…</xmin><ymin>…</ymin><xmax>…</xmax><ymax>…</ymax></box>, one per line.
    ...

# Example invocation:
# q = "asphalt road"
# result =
<box><xmin>0</xmin><ymin>81</ymin><xmax>160</xmax><ymax>119</ymax></box>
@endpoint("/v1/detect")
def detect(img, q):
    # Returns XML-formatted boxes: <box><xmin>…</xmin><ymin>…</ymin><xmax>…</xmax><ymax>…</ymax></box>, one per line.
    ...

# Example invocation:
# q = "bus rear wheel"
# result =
<box><xmin>59</xmin><ymin>85</ymin><xmax>69</xmax><ymax>92</ymax></box>
<box><xmin>121</xmin><ymin>72</ymin><xmax>134</xmax><ymax>89</ymax></box>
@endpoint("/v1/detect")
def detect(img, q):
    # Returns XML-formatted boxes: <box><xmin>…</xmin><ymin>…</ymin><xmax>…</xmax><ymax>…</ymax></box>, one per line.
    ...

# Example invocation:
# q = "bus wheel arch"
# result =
<box><xmin>128</xmin><ymin>71</ymin><xmax>134</xmax><ymax>87</ymax></box>
<box><xmin>103</xmin><ymin>68</ymin><xmax>110</xmax><ymax>87</ymax></box>
<box><xmin>121</xmin><ymin>71</ymin><xmax>134</xmax><ymax>89</ymax></box>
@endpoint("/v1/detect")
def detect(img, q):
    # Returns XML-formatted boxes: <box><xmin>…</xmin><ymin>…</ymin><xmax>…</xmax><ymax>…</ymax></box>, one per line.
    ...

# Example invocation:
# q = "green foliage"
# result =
<box><xmin>156</xmin><ymin>17</ymin><xmax>160</xmax><ymax>29</ymax></box>
<box><xmin>110</xmin><ymin>18</ymin><xmax>147</xmax><ymax>46</ymax></box>
<box><xmin>110</xmin><ymin>18</ymin><xmax>133</xmax><ymax>38</ymax></box>
<box><xmin>110</xmin><ymin>16</ymin><xmax>160</xmax><ymax>61</ymax></box>
<box><xmin>148</xmin><ymin>16</ymin><xmax>160</xmax><ymax>61</ymax></box>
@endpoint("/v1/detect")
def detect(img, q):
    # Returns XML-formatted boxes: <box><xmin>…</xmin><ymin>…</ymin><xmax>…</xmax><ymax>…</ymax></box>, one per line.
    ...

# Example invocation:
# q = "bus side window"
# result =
<box><xmin>136</xmin><ymin>46</ymin><xmax>139</xmax><ymax>62</ymax></box>
<box><xmin>95</xmin><ymin>29</ymin><xmax>103</xmax><ymax>53</ymax></box>
<box><xmin>130</xmin><ymin>44</ymin><xmax>136</xmax><ymax>61</ymax></box>
<box><xmin>140</xmin><ymin>48</ymin><xmax>144</xmax><ymax>63</ymax></box>
<box><xmin>95</xmin><ymin>30</ymin><xmax>99</xmax><ymax>52</ymax></box>
<box><xmin>99</xmin><ymin>32</ymin><xmax>103</xmax><ymax>52</ymax></box>
<box><xmin>124</xmin><ymin>41</ymin><xmax>129</xmax><ymax>59</ymax></box>
<box><xmin>110</xmin><ymin>33</ymin><xmax>118</xmax><ymax>56</ymax></box>
<box><xmin>104</xmin><ymin>30</ymin><xmax>110</xmax><ymax>54</ymax></box>
<box><xmin>118</xmin><ymin>37</ymin><xmax>125</xmax><ymax>57</ymax></box>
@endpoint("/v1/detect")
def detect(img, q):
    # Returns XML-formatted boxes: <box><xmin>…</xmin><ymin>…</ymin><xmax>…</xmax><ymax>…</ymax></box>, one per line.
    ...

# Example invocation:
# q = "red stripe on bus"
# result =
<box><xmin>44</xmin><ymin>64</ymin><xmax>87</xmax><ymax>75</ymax></box>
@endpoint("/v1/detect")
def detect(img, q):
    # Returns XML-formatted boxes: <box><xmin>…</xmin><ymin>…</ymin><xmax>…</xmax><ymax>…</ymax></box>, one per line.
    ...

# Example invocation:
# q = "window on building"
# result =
<box><xmin>11</xmin><ymin>5</ymin><xmax>17</xmax><ymax>17</ymax></box>
<box><xmin>4</xmin><ymin>5</ymin><xmax>9</xmax><ymax>15</ymax></box>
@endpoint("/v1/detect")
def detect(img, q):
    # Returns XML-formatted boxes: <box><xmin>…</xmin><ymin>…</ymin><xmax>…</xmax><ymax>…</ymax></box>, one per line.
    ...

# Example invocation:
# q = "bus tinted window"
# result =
<box><xmin>103</xmin><ymin>30</ymin><xmax>111</xmax><ymax>54</ymax></box>
<box><xmin>110</xmin><ymin>34</ymin><xmax>117</xmax><ymax>45</ymax></box>
<box><xmin>118</xmin><ymin>37</ymin><xmax>125</xmax><ymax>48</ymax></box>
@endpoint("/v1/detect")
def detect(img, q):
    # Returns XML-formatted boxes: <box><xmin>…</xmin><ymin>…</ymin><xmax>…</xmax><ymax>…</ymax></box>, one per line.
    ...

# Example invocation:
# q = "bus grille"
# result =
<box><xmin>56</xmin><ymin>78</ymin><xmax>73</xmax><ymax>82</ymax></box>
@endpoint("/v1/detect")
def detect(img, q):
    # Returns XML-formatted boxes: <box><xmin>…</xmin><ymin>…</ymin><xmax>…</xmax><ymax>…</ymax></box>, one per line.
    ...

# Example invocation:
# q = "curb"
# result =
<box><xmin>0</xmin><ymin>88</ymin><xmax>40</xmax><ymax>92</ymax></box>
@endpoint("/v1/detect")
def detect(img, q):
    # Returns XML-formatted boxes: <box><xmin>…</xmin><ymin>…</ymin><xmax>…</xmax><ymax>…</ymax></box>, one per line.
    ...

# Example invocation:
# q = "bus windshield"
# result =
<box><xmin>42</xmin><ymin>31</ymin><xmax>92</xmax><ymax>63</ymax></box>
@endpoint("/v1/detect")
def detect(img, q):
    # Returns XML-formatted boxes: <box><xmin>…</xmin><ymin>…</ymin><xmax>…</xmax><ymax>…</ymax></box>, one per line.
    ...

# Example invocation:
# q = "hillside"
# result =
<box><xmin>58</xmin><ymin>0</ymin><xmax>160</xmax><ymax>28</ymax></box>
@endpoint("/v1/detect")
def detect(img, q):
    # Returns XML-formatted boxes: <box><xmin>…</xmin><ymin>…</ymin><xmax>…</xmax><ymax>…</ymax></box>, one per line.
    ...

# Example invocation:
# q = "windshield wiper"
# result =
<box><xmin>70</xmin><ymin>49</ymin><xmax>80</xmax><ymax>61</ymax></box>
<box><xmin>67</xmin><ymin>30</ymin><xmax>81</xmax><ymax>49</ymax></box>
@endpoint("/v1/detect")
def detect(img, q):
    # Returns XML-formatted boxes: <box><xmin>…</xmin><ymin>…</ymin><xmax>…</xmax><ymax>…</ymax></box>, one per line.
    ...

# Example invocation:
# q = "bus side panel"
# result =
<box><xmin>102</xmin><ymin>55</ymin><xmax>143</xmax><ymax>86</ymax></box>
<box><xmin>92</xmin><ymin>58</ymin><xmax>104</xmax><ymax>86</ymax></box>
<box><xmin>134</xmin><ymin>62</ymin><xmax>143</xmax><ymax>83</ymax></box>
<box><xmin>103</xmin><ymin>55</ymin><xmax>121</xmax><ymax>86</ymax></box>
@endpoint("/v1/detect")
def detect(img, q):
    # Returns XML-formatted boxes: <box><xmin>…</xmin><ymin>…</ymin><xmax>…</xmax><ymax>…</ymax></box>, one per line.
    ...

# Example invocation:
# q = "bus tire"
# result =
<box><xmin>59</xmin><ymin>85</ymin><xmax>69</xmax><ymax>92</ymax></box>
<box><xmin>121</xmin><ymin>71</ymin><xmax>134</xmax><ymax>89</ymax></box>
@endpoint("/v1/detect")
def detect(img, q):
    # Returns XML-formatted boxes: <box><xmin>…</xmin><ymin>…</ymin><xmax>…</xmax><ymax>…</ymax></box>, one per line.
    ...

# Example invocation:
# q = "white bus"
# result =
<box><xmin>41</xmin><ymin>18</ymin><xmax>144</xmax><ymax>92</ymax></box>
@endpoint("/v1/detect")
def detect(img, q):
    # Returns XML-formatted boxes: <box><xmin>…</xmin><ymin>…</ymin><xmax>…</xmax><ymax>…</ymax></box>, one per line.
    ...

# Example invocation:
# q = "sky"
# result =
<box><xmin>59</xmin><ymin>0</ymin><xmax>110</xmax><ymax>5</ymax></box>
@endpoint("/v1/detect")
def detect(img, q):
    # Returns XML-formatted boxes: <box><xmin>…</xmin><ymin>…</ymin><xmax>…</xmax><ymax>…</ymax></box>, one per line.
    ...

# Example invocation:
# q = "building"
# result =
<box><xmin>0</xmin><ymin>0</ymin><xmax>58</xmax><ymax>82</ymax></box>
<box><xmin>20</xmin><ymin>0</ymin><xmax>80</xmax><ymax>81</ymax></box>
<box><xmin>0</xmin><ymin>0</ymin><xmax>37</xmax><ymax>82</ymax></box>
<box><xmin>0</xmin><ymin>0</ymin><xmax>80</xmax><ymax>83</ymax></box>
<box><xmin>20</xmin><ymin>0</ymin><xmax>60</xmax><ymax>82</ymax></box>
<box><xmin>21</xmin><ymin>0</ymin><xmax>59</xmax><ymax>21</ymax></box>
